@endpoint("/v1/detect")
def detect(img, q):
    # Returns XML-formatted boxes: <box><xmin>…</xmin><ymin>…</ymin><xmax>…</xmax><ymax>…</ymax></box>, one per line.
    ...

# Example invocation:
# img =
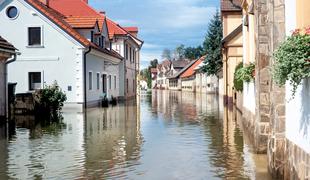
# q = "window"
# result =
<box><xmin>114</xmin><ymin>76</ymin><xmax>116</xmax><ymax>89</ymax></box>
<box><xmin>28</xmin><ymin>72</ymin><xmax>41</xmax><ymax>91</ymax></box>
<box><xmin>97</xmin><ymin>73</ymin><xmax>100</xmax><ymax>90</ymax></box>
<box><xmin>127</xmin><ymin>78</ymin><xmax>129</xmax><ymax>93</ymax></box>
<box><xmin>28</xmin><ymin>27</ymin><xmax>41</xmax><ymax>46</ymax></box>
<box><xmin>125</xmin><ymin>44</ymin><xmax>128</xmax><ymax>60</ymax></box>
<box><xmin>109</xmin><ymin>75</ymin><xmax>112</xmax><ymax>89</ymax></box>
<box><xmin>6</xmin><ymin>6</ymin><xmax>18</xmax><ymax>19</ymax></box>
<box><xmin>129</xmin><ymin>47</ymin><xmax>132</xmax><ymax>62</ymax></box>
<box><xmin>89</xmin><ymin>72</ymin><xmax>93</xmax><ymax>90</ymax></box>
<box><xmin>91</xmin><ymin>31</ymin><xmax>94</xmax><ymax>43</ymax></box>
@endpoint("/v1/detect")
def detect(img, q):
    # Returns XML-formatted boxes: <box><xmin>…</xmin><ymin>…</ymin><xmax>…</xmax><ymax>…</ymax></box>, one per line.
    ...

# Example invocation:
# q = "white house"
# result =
<box><xmin>107</xmin><ymin>20</ymin><xmax>143</xmax><ymax>99</ymax></box>
<box><xmin>0</xmin><ymin>0</ymin><xmax>126</xmax><ymax>108</ymax></box>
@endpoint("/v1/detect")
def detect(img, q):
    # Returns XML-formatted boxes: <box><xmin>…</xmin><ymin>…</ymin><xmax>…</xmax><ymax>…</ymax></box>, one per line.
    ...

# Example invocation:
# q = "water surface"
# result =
<box><xmin>0</xmin><ymin>90</ymin><xmax>271</xmax><ymax>179</ymax></box>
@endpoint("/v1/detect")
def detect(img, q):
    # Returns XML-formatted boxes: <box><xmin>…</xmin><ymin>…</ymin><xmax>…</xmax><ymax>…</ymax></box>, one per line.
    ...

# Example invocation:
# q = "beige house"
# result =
<box><xmin>221</xmin><ymin>0</ymin><xmax>243</xmax><ymax>108</ymax></box>
<box><xmin>0</xmin><ymin>36</ymin><xmax>17</xmax><ymax>122</ymax></box>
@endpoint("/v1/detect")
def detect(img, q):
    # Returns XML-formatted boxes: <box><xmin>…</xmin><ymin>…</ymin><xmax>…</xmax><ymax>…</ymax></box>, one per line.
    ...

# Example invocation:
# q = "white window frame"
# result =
<box><xmin>28</xmin><ymin>71</ymin><xmax>42</xmax><ymax>91</ymax></box>
<box><xmin>26</xmin><ymin>25</ymin><xmax>44</xmax><ymax>48</ymax></box>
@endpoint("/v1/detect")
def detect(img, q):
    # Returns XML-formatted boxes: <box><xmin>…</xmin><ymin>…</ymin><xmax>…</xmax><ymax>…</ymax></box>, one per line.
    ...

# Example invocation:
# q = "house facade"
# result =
<box><xmin>167</xmin><ymin>60</ymin><xmax>190</xmax><ymax>90</ymax></box>
<box><xmin>180</xmin><ymin>58</ymin><xmax>202</xmax><ymax>92</ymax></box>
<box><xmin>155</xmin><ymin>60</ymin><xmax>171</xmax><ymax>89</ymax></box>
<box><xmin>194</xmin><ymin>62</ymin><xmax>218</xmax><ymax>94</ymax></box>
<box><xmin>108</xmin><ymin>20</ymin><xmax>143</xmax><ymax>99</ymax></box>
<box><xmin>0</xmin><ymin>36</ymin><xmax>17</xmax><ymax>122</ymax></box>
<box><xmin>221</xmin><ymin>0</ymin><xmax>243</xmax><ymax>108</ymax></box>
<box><xmin>0</xmin><ymin>0</ymin><xmax>141</xmax><ymax>108</ymax></box>
<box><xmin>238</xmin><ymin>0</ymin><xmax>310</xmax><ymax>178</ymax></box>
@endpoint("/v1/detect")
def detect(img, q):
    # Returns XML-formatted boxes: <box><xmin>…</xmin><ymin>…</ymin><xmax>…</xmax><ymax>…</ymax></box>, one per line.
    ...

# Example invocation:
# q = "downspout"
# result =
<box><xmin>83</xmin><ymin>46</ymin><xmax>91</xmax><ymax>109</ymax></box>
<box><xmin>5</xmin><ymin>54</ymin><xmax>17</xmax><ymax>120</ymax></box>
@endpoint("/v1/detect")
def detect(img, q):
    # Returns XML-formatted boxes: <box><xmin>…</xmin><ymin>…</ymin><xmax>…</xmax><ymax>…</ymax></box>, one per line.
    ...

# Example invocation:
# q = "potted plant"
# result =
<box><xmin>273</xmin><ymin>27</ymin><xmax>310</xmax><ymax>98</ymax></box>
<box><xmin>234</xmin><ymin>62</ymin><xmax>255</xmax><ymax>92</ymax></box>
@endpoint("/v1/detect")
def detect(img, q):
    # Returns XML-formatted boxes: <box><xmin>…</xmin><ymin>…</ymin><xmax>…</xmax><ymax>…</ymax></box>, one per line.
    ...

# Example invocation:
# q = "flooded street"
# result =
<box><xmin>0</xmin><ymin>90</ymin><xmax>272</xmax><ymax>179</ymax></box>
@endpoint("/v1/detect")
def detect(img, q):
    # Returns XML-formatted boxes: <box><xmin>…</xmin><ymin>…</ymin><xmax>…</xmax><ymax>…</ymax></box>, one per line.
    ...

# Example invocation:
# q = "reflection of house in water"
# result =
<box><xmin>84</xmin><ymin>101</ymin><xmax>142</xmax><ymax>179</ymax></box>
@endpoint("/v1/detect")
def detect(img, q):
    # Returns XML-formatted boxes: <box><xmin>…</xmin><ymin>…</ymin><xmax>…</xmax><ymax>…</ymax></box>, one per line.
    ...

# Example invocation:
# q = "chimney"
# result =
<box><xmin>83</xmin><ymin>0</ymin><xmax>88</xmax><ymax>4</ymax></box>
<box><xmin>40</xmin><ymin>0</ymin><xmax>49</xmax><ymax>6</ymax></box>
<box><xmin>99</xmin><ymin>11</ymin><xmax>106</xmax><ymax>15</ymax></box>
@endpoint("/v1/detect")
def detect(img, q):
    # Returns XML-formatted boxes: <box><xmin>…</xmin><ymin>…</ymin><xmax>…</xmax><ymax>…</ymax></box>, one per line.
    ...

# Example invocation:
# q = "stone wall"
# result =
<box><xmin>255</xmin><ymin>0</ymin><xmax>287</xmax><ymax>178</ymax></box>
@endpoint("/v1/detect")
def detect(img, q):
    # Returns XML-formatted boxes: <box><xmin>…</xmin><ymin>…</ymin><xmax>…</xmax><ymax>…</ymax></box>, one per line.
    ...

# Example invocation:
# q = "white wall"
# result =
<box><xmin>86</xmin><ymin>53</ymin><xmax>120</xmax><ymax>103</ymax></box>
<box><xmin>243</xmin><ymin>82</ymin><xmax>255</xmax><ymax>113</ymax></box>
<box><xmin>0</xmin><ymin>0</ymin><xmax>84</xmax><ymax>103</ymax></box>
<box><xmin>285</xmin><ymin>0</ymin><xmax>310</xmax><ymax>153</ymax></box>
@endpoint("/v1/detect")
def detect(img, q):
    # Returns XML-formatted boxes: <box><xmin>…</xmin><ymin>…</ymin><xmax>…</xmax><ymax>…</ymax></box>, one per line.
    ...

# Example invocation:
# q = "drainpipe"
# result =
<box><xmin>5</xmin><ymin>53</ymin><xmax>17</xmax><ymax>120</ymax></box>
<box><xmin>83</xmin><ymin>46</ymin><xmax>91</xmax><ymax>109</ymax></box>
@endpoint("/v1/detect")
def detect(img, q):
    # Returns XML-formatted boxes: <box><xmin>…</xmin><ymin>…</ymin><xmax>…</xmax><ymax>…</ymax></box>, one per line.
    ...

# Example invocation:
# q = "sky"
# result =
<box><xmin>90</xmin><ymin>0</ymin><xmax>219</xmax><ymax>69</ymax></box>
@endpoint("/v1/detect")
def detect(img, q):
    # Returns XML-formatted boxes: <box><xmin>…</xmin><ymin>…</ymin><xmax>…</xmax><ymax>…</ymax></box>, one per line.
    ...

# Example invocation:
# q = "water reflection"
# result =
<box><xmin>0</xmin><ymin>90</ymin><xmax>271</xmax><ymax>179</ymax></box>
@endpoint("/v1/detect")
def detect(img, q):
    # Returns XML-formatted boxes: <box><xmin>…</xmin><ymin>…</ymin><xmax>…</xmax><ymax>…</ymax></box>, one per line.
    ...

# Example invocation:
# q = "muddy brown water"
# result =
<box><xmin>0</xmin><ymin>90</ymin><xmax>272</xmax><ymax>179</ymax></box>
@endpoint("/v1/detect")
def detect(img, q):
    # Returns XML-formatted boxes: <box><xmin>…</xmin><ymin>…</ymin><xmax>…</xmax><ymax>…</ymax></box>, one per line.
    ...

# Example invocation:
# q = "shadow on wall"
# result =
<box><xmin>300</xmin><ymin>78</ymin><xmax>310</xmax><ymax>137</ymax></box>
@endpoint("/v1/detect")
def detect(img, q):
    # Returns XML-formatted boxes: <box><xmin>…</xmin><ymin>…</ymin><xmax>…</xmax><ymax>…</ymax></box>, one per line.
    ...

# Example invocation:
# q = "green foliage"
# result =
<box><xmin>273</xmin><ymin>32</ymin><xmax>310</xmax><ymax>98</ymax></box>
<box><xmin>184</xmin><ymin>46</ymin><xmax>204</xmax><ymax>60</ymax></box>
<box><xmin>35</xmin><ymin>81</ymin><xmax>67</xmax><ymax>116</ymax></box>
<box><xmin>234</xmin><ymin>63</ymin><xmax>244</xmax><ymax>91</ymax></box>
<box><xmin>234</xmin><ymin>63</ymin><xmax>255</xmax><ymax>92</ymax></box>
<box><xmin>140</xmin><ymin>59</ymin><xmax>159</xmax><ymax>88</ymax></box>
<box><xmin>202</xmin><ymin>10</ymin><xmax>223</xmax><ymax>76</ymax></box>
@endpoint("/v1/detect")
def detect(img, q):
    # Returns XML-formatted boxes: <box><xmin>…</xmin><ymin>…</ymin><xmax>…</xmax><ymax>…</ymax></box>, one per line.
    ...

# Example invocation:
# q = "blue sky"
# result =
<box><xmin>90</xmin><ymin>0</ymin><xmax>219</xmax><ymax>69</ymax></box>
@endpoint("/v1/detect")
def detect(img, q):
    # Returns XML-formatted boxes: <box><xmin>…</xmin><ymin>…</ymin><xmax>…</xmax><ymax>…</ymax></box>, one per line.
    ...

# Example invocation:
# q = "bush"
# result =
<box><xmin>234</xmin><ymin>63</ymin><xmax>255</xmax><ymax>92</ymax></box>
<box><xmin>234</xmin><ymin>63</ymin><xmax>244</xmax><ymax>91</ymax></box>
<box><xmin>273</xmin><ymin>28</ymin><xmax>310</xmax><ymax>98</ymax></box>
<box><xmin>34</xmin><ymin>81</ymin><xmax>67</xmax><ymax>118</ymax></box>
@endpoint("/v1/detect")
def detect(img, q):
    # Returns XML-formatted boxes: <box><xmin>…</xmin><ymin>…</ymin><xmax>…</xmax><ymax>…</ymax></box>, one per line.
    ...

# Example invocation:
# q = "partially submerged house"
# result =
<box><xmin>221</xmin><ymin>0</ymin><xmax>243</xmax><ymax>107</ymax></box>
<box><xmin>0</xmin><ymin>36</ymin><xmax>17</xmax><ymax>122</ymax></box>
<box><xmin>0</xmin><ymin>0</ymin><xmax>142</xmax><ymax>108</ymax></box>
<box><xmin>167</xmin><ymin>60</ymin><xmax>190</xmax><ymax>90</ymax></box>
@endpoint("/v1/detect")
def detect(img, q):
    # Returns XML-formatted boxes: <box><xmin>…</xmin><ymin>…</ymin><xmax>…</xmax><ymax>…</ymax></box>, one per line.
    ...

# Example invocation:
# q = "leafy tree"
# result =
<box><xmin>174</xmin><ymin>44</ymin><xmax>186</xmax><ymax>59</ymax></box>
<box><xmin>161</xmin><ymin>48</ymin><xmax>172</xmax><ymax>60</ymax></box>
<box><xmin>150</xmin><ymin>59</ymin><xmax>158</xmax><ymax>68</ymax></box>
<box><xmin>202</xmin><ymin>10</ymin><xmax>223</xmax><ymax>76</ymax></box>
<box><xmin>184</xmin><ymin>46</ymin><xmax>204</xmax><ymax>60</ymax></box>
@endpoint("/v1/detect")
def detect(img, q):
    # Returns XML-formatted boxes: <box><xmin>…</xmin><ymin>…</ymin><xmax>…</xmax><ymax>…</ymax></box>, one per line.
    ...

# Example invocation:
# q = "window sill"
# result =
<box><xmin>26</xmin><ymin>45</ymin><xmax>44</xmax><ymax>48</ymax></box>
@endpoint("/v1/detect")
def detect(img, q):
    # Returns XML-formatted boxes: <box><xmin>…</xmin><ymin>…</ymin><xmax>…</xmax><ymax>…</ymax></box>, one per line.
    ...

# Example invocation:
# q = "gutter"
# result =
<box><xmin>83</xmin><ymin>46</ymin><xmax>91</xmax><ymax>109</ymax></box>
<box><xmin>5</xmin><ymin>53</ymin><xmax>18</xmax><ymax>120</ymax></box>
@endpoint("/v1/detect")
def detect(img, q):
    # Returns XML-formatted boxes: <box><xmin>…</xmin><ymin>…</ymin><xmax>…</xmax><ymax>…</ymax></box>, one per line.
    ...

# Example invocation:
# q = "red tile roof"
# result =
<box><xmin>106</xmin><ymin>18</ymin><xmax>128</xmax><ymax>39</ymax></box>
<box><xmin>221</xmin><ymin>0</ymin><xmax>242</xmax><ymax>12</ymax></box>
<box><xmin>26</xmin><ymin>0</ymin><xmax>122</xmax><ymax>59</ymax></box>
<box><xmin>49</xmin><ymin>0</ymin><xmax>100</xmax><ymax>17</ymax></box>
<box><xmin>124</xmin><ymin>27</ymin><xmax>138</xmax><ymax>33</ymax></box>
<box><xmin>64</xmin><ymin>16</ymin><xmax>99</xmax><ymax>29</ymax></box>
<box><xmin>180</xmin><ymin>56</ymin><xmax>205</xmax><ymax>78</ymax></box>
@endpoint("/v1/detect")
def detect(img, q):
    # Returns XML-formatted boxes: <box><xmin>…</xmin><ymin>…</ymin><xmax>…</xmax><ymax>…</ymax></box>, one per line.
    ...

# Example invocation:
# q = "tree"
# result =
<box><xmin>161</xmin><ymin>48</ymin><xmax>172</xmax><ymax>60</ymax></box>
<box><xmin>150</xmin><ymin>59</ymin><xmax>158</xmax><ymax>68</ymax></box>
<box><xmin>202</xmin><ymin>10</ymin><xmax>223</xmax><ymax>76</ymax></box>
<box><xmin>184</xmin><ymin>46</ymin><xmax>204</xmax><ymax>60</ymax></box>
<box><xmin>174</xmin><ymin>44</ymin><xmax>186</xmax><ymax>59</ymax></box>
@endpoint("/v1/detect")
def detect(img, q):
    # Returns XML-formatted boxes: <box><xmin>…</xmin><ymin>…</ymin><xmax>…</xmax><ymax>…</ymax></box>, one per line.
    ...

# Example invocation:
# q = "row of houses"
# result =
<box><xmin>151</xmin><ymin>56</ymin><xmax>218</xmax><ymax>94</ymax></box>
<box><xmin>220</xmin><ymin>0</ymin><xmax>309</xmax><ymax>179</ymax></box>
<box><xmin>0</xmin><ymin>0</ymin><xmax>143</xmax><ymax>113</ymax></box>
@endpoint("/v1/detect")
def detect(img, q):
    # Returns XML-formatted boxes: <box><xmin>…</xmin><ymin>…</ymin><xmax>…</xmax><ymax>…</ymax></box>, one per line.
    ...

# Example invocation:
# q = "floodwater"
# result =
<box><xmin>0</xmin><ymin>90</ymin><xmax>272</xmax><ymax>179</ymax></box>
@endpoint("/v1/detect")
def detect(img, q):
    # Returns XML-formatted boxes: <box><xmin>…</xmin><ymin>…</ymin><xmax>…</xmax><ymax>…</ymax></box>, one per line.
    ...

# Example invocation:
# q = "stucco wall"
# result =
<box><xmin>86</xmin><ymin>53</ymin><xmax>120</xmax><ymax>104</ymax></box>
<box><xmin>285</xmin><ymin>0</ymin><xmax>310</xmax><ymax>154</ymax></box>
<box><xmin>0</xmin><ymin>0</ymin><xmax>84</xmax><ymax>103</ymax></box>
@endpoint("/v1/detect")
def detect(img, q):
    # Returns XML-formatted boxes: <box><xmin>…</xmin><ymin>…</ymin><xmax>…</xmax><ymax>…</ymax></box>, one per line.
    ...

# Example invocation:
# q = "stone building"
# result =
<box><xmin>0</xmin><ymin>36</ymin><xmax>17</xmax><ymax>122</ymax></box>
<box><xmin>240</xmin><ymin>0</ymin><xmax>310</xmax><ymax>179</ymax></box>
<box><xmin>221</xmin><ymin>0</ymin><xmax>243</xmax><ymax>109</ymax></box>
